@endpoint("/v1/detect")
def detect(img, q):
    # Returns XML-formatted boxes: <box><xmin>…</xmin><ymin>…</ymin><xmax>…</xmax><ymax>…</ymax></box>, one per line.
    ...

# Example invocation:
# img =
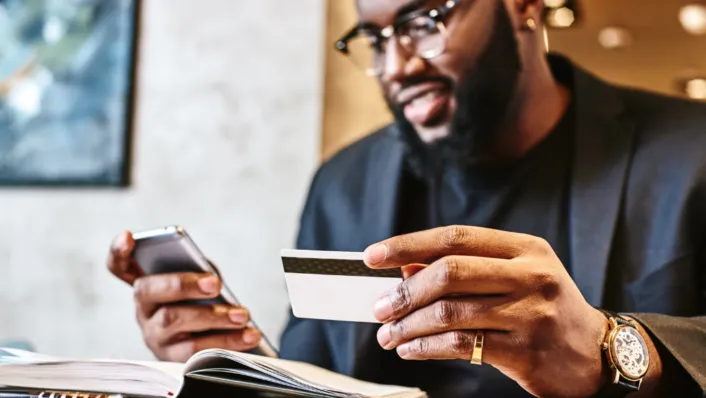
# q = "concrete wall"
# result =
<box><xmin>0</xmin><ymin>0</ymin><xmax>324</xmax><ymax>360</ymax></box>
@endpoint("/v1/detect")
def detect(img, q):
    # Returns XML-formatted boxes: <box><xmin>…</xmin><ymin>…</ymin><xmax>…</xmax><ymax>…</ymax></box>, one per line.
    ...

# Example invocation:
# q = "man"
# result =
<box><xmin>108</xmin><ymin>0</ymin><xmax>706</xmax><ymax>396</ymax></box>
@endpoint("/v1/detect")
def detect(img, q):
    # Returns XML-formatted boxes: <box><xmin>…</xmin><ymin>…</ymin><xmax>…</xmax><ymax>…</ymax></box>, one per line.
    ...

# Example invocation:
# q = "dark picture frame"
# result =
<box><xmin>0</xmin><ymin>0</ymin><xmax>140</xmax><ymax>187</ymax></box>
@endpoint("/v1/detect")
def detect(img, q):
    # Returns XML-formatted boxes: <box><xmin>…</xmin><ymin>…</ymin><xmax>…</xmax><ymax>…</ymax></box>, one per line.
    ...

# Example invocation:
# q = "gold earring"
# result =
<box><xmin>524</xmin><ymin>18</ymin><xmax>537</xmax><ymax>32</ymax></box>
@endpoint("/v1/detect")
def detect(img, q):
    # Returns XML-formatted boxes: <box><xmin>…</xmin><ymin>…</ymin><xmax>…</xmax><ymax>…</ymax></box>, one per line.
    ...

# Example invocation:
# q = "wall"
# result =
<box><xmin>0</xmin><ymin>0</ymin><xmax>324</xmax><ymax>360</ymax></box>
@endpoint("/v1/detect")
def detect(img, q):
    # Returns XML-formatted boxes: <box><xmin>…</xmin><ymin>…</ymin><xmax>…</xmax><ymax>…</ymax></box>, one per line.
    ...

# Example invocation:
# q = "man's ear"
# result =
<box><xmin>514</xmin><ymin>0</ymin><xmax>544</xmax><ymax>15</ymax></box>
<box><xmin>512</xmin><ymin>0</ymin><xmax>544</xmax><ymax>31</ymax></box>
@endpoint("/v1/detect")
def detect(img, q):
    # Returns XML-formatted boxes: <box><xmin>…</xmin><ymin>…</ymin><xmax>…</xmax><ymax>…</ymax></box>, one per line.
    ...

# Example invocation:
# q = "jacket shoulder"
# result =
<box><xmin>618</xmin><ymin>87</ymin><xmax>706</xmax><ymax>142</ymax></box>
<box><xmin>616</xmin><ymin>87</ymin><xmax>706</xmax><ymax>223</ymax></box>
<box><xmin>618</xmin><ymin>87</ymin><xmax>706</xmax><ymax>181</ymax></box>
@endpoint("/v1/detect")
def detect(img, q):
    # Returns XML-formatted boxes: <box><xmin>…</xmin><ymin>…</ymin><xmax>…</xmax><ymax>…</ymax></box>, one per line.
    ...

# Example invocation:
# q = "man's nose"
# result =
<box><xmin>380</xmin><ymin>37</ymin><xmax>426</xmax><ymax>84</ymax></box>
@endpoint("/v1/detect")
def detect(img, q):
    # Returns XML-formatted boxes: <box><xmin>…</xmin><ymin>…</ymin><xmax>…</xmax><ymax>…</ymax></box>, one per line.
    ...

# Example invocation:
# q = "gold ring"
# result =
<box><xmin>470</xmin><ymin>330</ymin><xmax>484</xmax><ymax>366</ymax></box>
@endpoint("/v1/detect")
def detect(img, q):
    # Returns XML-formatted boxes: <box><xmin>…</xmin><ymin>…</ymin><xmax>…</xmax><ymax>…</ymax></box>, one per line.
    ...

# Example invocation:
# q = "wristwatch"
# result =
<box><xmin>596</xmin><ymin>310</ymin><xmax>650</xmax><ymax>397</ymax></box>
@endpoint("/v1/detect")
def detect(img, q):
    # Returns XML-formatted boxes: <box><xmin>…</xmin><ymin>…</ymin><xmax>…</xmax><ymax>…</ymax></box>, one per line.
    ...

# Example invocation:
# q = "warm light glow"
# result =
<box><xmin>547</xmin><ymin>7</ymin><xmax>575</xmax><ymax>28</ymax></box>
<box><xmin>543</xmin><ymin>27</ymin><xmax>550</xmax><ymax>52</ymax></box>
<box><xmin>598</xmin><ymin>27</ymin><xmax>632</xmax><ymax>49</ymax></box>
<box><xmin>686</xmin><ymin>78</ymin><xmax>706</xmax><ymax>100</ymax></box>
<box><xmin>544</xmin><ymin>0</ymin><xmax>567</xmax><ymax>8</ymax></box>
<box><xmin>679</xmin><ymin>4</ymin><xmax>706</xmax><ymax>35</ymax></box>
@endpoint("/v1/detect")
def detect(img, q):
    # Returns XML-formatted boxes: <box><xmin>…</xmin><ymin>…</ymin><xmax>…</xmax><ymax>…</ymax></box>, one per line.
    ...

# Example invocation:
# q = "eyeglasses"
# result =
<box><xmin>335</xmin><ymin>0</ymin><xmax>462</xmax><ymax>77</ymax></box>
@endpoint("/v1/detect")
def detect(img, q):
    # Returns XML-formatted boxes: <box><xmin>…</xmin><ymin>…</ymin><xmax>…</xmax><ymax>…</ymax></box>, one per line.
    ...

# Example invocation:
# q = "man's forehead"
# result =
<box><xmin>355</xmin><ymin>0</ymin><xmax>432</xmax><ymax>24</ymax></box>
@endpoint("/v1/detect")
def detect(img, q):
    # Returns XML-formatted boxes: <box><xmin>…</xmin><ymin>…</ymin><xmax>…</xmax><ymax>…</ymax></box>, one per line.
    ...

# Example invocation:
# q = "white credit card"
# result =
<box><xmin>281</xmin><ymin>249</ymin><xmax>403</xmax><ymax>323</ymax></box>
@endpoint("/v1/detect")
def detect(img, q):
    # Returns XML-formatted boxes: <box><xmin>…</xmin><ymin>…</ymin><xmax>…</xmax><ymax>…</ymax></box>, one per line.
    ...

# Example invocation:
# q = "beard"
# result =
<box><xmin>387</xmin><ymin>1</ymin><xmax>522</xmax><ymax>179</ymax></box>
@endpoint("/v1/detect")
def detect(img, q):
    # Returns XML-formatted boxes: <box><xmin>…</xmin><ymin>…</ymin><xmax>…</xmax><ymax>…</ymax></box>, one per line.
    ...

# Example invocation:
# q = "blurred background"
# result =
<box><xmin>0</xmin><ymin>0</ymin><xmax>705</xmax><ymax>360</ymax></box>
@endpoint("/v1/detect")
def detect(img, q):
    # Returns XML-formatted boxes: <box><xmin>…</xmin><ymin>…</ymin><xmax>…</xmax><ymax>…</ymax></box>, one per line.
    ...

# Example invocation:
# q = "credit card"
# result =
<box><xmin>280</xmin><ymin>249</ymin><xmax>403</xmax><ymax>323</ymax></box>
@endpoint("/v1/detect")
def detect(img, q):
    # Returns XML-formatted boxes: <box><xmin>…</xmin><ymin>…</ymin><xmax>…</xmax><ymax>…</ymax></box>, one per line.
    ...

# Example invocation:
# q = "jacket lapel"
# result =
<box><xmin>360</xmin><ymin>126</ymin><xmax>407</xmax><ymax>246</ymax></box>
<box><xmin>341</xmin><ymin>127</ymin><xmax>406</xmax><ymax>378</ymax></box>
<box><xmin>569</xmin><ymin>66</ymin><xmax>636</xmax><ymax>307</ymax></box>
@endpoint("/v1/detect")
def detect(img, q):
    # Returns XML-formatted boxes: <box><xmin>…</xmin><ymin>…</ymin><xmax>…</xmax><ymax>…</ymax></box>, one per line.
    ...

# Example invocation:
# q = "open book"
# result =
<box><xmin>0</xmin><ymin>348</ymin><xmax>425</xmax><ymax>397</ymax></box>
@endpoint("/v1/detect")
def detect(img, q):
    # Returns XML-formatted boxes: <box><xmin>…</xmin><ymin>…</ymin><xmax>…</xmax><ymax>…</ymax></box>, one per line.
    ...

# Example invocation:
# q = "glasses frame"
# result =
<box><xmin>335</xmin><ymin>0</ymin><xmax>462</xmax><ymax>76</ymax></box>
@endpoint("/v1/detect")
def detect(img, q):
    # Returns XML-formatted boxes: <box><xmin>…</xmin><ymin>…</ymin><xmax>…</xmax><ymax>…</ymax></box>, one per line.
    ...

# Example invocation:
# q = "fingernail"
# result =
<box><xmin>397</xmin><ymin>343</ymin><xmax>410</xmax><ymax>359</ymax></box>
<box><xmin>115</xmin><ymin>233</ymin><xmax>129</xmax><ymax>255</ymax></box>
<box><xmin>365</xmin><ymin>244</ymin><xmax>388</xmax><ymax>265</ymax></box>
<box><xmin>229</xmin><ymin>309</ymin><xmax>249</xmax><ymax>325</ymax></box>
<box><xmin>377</xmin><ymin>324</ymin><xmax>392</xmax><ymax>349</ymax></box>
<box><xmin>198</xmin><ymin>275</ymin><xmax>219</xmax><ymax>294</ymax></box>
<box><xmin>243</xmin><ymin>328</ymin><xmax>261</xmax><ymax>344</ymax></box>
<box><xmin>374</xmin><ymin>296</ymin><xmax>393</xmax><ymax>322</ymax></box>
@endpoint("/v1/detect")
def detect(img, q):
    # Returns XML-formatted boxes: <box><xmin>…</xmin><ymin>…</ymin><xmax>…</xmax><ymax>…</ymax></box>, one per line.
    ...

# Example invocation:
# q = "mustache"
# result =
<box><xmin>388</xmin><ymin>76</ymin><xmax>454</xmax><ymax>106</ymax></box>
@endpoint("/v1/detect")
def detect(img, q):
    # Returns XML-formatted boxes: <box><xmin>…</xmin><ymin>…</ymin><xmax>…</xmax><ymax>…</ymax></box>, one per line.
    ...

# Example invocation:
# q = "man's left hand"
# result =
<box><xmin>364</xmin><ymin>225</ymin><xmax>615</xmax><ymax>398</ymax></box>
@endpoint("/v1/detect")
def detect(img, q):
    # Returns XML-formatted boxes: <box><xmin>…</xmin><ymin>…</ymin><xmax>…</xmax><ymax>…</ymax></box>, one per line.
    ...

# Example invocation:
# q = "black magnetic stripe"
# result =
<box><xmin>282</xmin><ymin>257</ymin><xmax>402</xmax><ymax>278</ymax></box>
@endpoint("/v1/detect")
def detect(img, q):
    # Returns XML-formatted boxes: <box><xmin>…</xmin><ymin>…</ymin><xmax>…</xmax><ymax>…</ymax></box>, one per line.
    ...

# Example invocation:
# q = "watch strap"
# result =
<box><xmin>594</xmin><ymin>379</ymin><xmax>640</xmax><ymax>398</ymax></box>
<box><xmin>598</xmin><ymin>309</ymin><xmax>633</xmax><ymax>327</ymax></box>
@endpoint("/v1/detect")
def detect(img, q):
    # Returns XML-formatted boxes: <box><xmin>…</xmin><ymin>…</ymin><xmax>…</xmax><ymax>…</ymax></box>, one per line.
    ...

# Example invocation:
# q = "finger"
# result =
<box><xmin>401</xmin><ymin>264</ymin><xmax>427</xmax><ymax>280</ymax></box>
<box><xmin>396</xmin><ymin>330</ymin><xmax>513</xmax><ymax>364</ymax></box>
<box><xmin>146</xmin><ymin>305</ymin><xmax>251</xmax><ymax>345</ymax></box>
<box><xmin>160</xmin><ymin>329</ymin><xmax>262</xmax><ymax>363</ymax></box>
<box><xmin>107</xmin><ymin>231</ymin><xmax>142</xmax><ymax>285</ymax></box>
<box><xmin>134</xmin><ymin>273</ymin><xmax>221</xmax><ymax>317</ymax></box>
<box><xmin>377</xmin><ymin>296</ymin><xmax>513</xmax><ymax>350</ymax></box>
<box><xmin>190</xmin><ymin>329</ymin><xmax>262</xmax><ymax>355</ymax></box>
<box><xmin>365</xmin><ymin>225</ymin><xmax>534</xmax><ymax>269</ymax></box>
<box><xmin>373</xmin><ymin>256</ymin><xmax>520</xmax><ymax>322</ymax></box>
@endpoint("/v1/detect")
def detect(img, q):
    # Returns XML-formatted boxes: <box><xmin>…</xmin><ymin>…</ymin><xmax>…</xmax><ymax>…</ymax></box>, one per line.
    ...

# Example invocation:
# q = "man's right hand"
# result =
<box><xmin>107</xmin><ymin>231</ymin><xmax>262</xmax><ymax>363</ymax></box>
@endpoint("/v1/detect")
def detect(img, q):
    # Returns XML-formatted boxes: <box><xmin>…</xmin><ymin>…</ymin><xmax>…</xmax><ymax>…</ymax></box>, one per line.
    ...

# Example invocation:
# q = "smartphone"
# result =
<box><xmin>131</xmin><ymin>225</ymin><xmax>278</xmax><ymax>358</ymax></box>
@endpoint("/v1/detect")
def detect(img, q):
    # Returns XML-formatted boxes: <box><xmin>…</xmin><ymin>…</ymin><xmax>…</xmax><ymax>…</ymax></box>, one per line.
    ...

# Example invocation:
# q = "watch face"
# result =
<box><xmin>611</xmin><ymin>325</ymin><xmax>650</xmax><ymax>379</ymax></box>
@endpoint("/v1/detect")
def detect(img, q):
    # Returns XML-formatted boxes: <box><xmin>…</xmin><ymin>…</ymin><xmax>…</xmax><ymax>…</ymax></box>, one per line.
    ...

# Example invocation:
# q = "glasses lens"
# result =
<box><xmin>345</xmin><ymin>33</ymin><xmax>384</xmax><ymax>76</ymax></box>
<box><xmin>398</xmin><ymin>16</ymin><xmax>445</xmax><ymax>59</ymax></box>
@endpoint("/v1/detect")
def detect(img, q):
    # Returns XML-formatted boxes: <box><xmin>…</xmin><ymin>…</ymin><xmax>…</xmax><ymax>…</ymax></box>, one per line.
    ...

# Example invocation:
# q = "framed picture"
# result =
<box><xmin>0</xmin><ymin>0</ymin><xmax>139</xmax><ymax>187</ymax></box>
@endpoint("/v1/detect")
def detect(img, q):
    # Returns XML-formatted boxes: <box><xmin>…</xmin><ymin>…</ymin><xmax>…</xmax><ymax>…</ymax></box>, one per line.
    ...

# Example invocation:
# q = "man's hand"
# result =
<box><xmin>107</xmin><ymin>231</ymin><xmax>262</xmax><ymax>363</ymax></box>
<box><xmin>363</xmin><ymin>225</ymin><xmax>656</xmax><ymax>398</ymax></box>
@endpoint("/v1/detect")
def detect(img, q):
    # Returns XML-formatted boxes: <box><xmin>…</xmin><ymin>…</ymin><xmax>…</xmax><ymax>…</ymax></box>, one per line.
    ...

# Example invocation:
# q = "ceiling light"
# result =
<box><xmin>546</xmin><ymin>7</ymin><xmax>576</xmax><ymax>28</ymax></box>
<box><xmin>679</xmin><ymin>4</ymin><xmax>706</xmax><ymax>35</ymax></box>
<box><xmin>544</xmin><ymin>0</ymin><xmax>567</xmax><ymax>8</ymax></box>
<box><xmin>598</xmin><ymin>27</ymin><xmax>632</xmax><ymax>50</ymax></box>
<box><xmin>685</xmin><ymin>78</ymin><xmax>706</xmax><ymax>100</ymax></box>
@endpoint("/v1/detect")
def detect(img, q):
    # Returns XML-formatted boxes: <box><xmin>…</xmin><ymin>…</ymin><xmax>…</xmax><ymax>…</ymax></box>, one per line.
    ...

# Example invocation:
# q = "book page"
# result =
<box><xmin>0</xmin><ymin>347</ymin><xmax>185</xmax><ymax>380</ymax></box>
<box><xmin>199</xmin><ymin>350</ymin><xmax>420</xmax><ymax>397</ymax></box>
<box><xmin>256</xmin><ymin>356</ymin><xmax>418</xmax><ymax>396</ymax></box>
<box><xmin>0</xmin><ymin>348</ymin><xmax>184</xmax><ymax>397</ymax></box>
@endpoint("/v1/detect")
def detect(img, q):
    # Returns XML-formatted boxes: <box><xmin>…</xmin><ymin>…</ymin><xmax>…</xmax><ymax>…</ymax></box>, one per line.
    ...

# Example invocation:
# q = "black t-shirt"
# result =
<box><xmin>397</xmin><ymin>101</ymin><xmax>575</xmax><ymax>270</ymax></box>
<box><xmin>386</xmin><ymin>95</ymin><xmax>576</xmax><ymax>397</ymax></box>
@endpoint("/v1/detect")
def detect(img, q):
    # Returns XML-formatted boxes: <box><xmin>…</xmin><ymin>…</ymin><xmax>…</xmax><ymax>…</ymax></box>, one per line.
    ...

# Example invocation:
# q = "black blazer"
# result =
<box><xmin>278</xmin><ymin>56</ymin><xmax>706</xmax><ymax>397</ymax></box>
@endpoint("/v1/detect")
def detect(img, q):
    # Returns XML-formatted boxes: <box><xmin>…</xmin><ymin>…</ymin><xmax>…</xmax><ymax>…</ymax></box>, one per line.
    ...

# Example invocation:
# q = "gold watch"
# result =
<box><xmin>596</xmin><ymin>310</ymin><xmax>650</xmax><ymax>397</ymax></box>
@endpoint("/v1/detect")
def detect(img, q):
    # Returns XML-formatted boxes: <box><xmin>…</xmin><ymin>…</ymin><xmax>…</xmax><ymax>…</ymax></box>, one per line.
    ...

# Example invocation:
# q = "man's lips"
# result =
<box><xmin>395</xmin><ymin>82</ymin><xmax>450</xmax><ymax>107</ymax></box>
<box><xmin>396</xmin><ymin>83</ymin><xmax>452</xmax><ymax>126</ymax></box>
<box><xmin>391</xmin><ymin>81</ymin><xmax>453</xmax><ymax>126</ymax></box>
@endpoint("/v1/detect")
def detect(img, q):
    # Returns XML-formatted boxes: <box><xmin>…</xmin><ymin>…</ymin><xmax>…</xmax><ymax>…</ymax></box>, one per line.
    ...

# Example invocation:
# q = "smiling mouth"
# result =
<box><xmin>400</xmin><ymin>87</ymin><xmax>452</xmax><ymax>127</ymax></box>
